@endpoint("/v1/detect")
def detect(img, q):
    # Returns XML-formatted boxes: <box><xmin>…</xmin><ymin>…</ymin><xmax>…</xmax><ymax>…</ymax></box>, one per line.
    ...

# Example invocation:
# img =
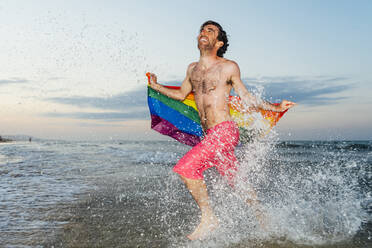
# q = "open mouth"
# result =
<box><xmin>199</xmin><ymin>36</ymin><xmax>208</xmax><ymax>42</ymax></box>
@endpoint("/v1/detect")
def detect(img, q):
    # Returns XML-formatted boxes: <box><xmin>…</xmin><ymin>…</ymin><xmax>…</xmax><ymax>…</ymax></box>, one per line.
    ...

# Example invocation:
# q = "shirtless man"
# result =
<box><xmin>148</xmin><ymin>20</ymin><xmax>295</xmax><ymax>240</ymax></box>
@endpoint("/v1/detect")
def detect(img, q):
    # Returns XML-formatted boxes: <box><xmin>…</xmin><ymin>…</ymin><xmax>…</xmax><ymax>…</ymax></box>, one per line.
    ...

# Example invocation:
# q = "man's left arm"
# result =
<box><xmin>229</xmin><ymin>61</ymin><xmax>295</xmax><ymax>112</ymax></box>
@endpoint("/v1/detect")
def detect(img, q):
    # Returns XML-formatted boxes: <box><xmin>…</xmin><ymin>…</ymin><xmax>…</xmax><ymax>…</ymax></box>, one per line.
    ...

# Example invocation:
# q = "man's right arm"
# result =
<box><xmin>148</xmin><ymin>63</ymin><xmax>194</xmax><ymax>101</ymax></box>
<box><xmin>229</xmin><ymin>61</ymin><xmax>295</xmax><ymax>112</ymax></box>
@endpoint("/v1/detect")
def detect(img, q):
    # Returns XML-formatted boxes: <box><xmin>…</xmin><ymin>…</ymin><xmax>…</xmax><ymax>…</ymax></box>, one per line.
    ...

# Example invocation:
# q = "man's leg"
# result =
<box><xmin>179</xmin><ymin>175</ymin><xmax>219</xmax><ymax>240</ymax></box>
<box><xmin>245</xmin><ymin>188</ymin><xmax>266</xmax><ymax>229</ymax></box>
<box><xmin>216</xmin><ymin>149</ymin><xmax>266</xmax><ymax>229</ymax></box>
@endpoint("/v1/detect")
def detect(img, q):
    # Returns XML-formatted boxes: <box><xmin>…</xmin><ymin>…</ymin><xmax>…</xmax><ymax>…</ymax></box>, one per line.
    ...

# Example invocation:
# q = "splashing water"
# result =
<box><xmin>150</xmin><ymin>116</ymin><xmax>369</xmax><ymax>246</ymax></box>
<box><xmin>156</xmin><ymin>136</ymin><xmax>370</xmax><ymax>247</ymax></box>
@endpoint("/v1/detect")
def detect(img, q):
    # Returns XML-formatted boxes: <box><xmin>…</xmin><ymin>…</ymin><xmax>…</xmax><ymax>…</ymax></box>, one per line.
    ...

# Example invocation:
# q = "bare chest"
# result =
<box><xmin>190</xmin><ymin>66</ymin><xmax>227</xmax><ymax>95</ymax></box>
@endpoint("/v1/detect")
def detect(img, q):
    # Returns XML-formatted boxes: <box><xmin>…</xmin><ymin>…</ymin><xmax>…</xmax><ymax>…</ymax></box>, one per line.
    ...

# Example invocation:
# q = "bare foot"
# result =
<box><xmin>254</xmin><ymin>208</ymin><xmax>267</xmax><ymax>230</ymax></box>
<box><xmin>187</xmin><ymin>214</ymin><xmax>219</xmax><ymax>240</ymax></box>
<box><xmin>246</xmin><ymin>198</ymin><xmax>267</xmax><ymax>230</ymax></box>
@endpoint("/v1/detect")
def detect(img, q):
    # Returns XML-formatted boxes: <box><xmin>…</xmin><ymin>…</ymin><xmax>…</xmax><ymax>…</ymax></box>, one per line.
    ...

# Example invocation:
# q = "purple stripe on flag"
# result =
<box><xmin>151</xmin><ymin>114</ymin><xmax>201</xmax><ymax>146</ymax></box>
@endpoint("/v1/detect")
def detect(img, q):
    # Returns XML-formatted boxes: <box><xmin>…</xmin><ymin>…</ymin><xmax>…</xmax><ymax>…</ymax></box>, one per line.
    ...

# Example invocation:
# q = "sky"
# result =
<box><xmin>0</xmin><ymin>0</ymin><xmax>371</xmax><ymax>141</ymax></box>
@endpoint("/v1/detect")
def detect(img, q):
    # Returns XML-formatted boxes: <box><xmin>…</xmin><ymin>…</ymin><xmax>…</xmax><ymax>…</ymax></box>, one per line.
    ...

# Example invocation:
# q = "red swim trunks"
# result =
<box><xmin>173</xmin><ymin>121</ymin><xmax>240</xmax><ymax>185</ymax></box>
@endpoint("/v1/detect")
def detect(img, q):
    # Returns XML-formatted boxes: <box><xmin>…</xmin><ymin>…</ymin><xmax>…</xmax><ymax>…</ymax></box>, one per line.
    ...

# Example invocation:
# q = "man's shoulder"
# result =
<box><xmin>185</xmin><ymin>62</ymin><xmax>197</xmax><ymax>74</ymax></box>
<box><xmin>220</xmin><ymin>58</ymin><xmax>239</xmax><ymax>72</ymax></box>
<box><xmin>186</xmin><ymin>62</ymin><xmax>198</xmax><ymax>73</ymax></box>
<box><xmin>188</xmin><ymin>62</ymin><xmax>198</xmax><ymax>68</ymax></box>
<box><xmin>221</xmin><ymin>58</ymin><xmax>238</xmax><ymax>66</ymax></box>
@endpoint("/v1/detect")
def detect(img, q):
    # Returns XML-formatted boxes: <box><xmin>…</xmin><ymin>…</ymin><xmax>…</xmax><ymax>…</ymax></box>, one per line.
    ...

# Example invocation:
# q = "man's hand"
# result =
<box><xmin>146</xmin><ymin>72</ymin><xmax>159</xmax><ymax>90</ymax></box>
<box><xmin>146</xmin><ymin>72</ymin><xmax>191</xmax><ymax>101</ymax></box>
<box><xmin>277</xmin><ymin>100</ymin><xmax>296</xmax><ymax>112</ymax></box>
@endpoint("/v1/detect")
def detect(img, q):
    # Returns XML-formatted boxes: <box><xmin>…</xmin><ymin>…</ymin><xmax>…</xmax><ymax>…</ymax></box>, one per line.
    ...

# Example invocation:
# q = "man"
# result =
<box><xmin>148</xmin><ymin>20</ymin><xmax>295</xmax><ymax>240</ymax></box>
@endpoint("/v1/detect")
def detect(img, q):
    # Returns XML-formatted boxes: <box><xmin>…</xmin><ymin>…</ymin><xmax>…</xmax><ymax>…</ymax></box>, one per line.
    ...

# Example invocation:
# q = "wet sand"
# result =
<box><xmin>44</xmin><ymin>175</ymin><xmax>199</xmax><ymax>247</ymax></box>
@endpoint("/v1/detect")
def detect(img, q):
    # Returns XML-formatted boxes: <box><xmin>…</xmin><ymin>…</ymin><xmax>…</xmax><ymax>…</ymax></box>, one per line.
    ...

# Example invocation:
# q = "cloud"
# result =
<box><xmin>43</xmin><ymin>75</ymin><xmax>355</xmax><ymax>123</ymax></box>
<box><xmin>46</xmin><ymin>87</ymin><xmax>147</xmax><ymax>110</ymax></box>
<box><xmin>44</xmin><ymin>86</ymin><xmax>149</xmax><ymax>122</ymax></box>
<box><xmin>0</xmin><ymin>78</ymin><xmax>30</xmax><ymax>85</ymax></box>
<box><xmin>242</xmin><ymin>76</ymin><xmax>353</xmax><ymax>105</ymax></box>
<box><xmin>44</xmin><ymin>110</ymin><xmax>148</xmax><ymax>121</ymax></box>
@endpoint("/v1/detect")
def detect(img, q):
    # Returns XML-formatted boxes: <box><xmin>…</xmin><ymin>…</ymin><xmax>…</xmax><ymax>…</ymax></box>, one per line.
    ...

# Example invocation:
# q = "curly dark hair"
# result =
<box><xmin>200</xmin><ymin>20</ymin><xmax>229</xmax><ymax>57</ymax></box>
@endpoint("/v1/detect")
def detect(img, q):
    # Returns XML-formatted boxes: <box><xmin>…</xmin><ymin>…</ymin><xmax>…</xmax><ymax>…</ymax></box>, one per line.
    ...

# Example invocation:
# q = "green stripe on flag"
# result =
<box><xmin>148</xmin><ymin>87</ymin><xmax>200</xmax><ymax>124</ymax></box>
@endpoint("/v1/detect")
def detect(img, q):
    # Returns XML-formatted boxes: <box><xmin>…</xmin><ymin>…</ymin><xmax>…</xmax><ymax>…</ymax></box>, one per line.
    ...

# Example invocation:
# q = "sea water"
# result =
<box><xmin>0</xmin><ymin>138</ymin><xmax>371</xmax><ymax>247</ymax></box>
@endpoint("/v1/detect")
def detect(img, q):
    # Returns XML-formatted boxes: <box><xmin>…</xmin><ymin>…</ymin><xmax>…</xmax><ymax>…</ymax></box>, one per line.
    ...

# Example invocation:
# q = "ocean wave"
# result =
<box><xmin>276</xmin><ymin>141</ymin><xmax>372</xmax><ymax>151</ymax></box>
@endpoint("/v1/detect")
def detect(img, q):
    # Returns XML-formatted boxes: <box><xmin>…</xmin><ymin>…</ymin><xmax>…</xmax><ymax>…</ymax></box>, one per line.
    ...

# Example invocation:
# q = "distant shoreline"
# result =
<box><xmin>0</xmin><ymin>137</ymin><xmax>13</xmax><ymax>143</ymax></box>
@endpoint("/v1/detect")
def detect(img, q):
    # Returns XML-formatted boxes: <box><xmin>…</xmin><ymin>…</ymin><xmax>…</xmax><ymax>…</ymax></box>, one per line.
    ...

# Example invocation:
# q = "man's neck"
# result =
<box><xmin>199</xmin><ymin>51</ymin><xmax>219</xmax><ymax>67</ymax></box>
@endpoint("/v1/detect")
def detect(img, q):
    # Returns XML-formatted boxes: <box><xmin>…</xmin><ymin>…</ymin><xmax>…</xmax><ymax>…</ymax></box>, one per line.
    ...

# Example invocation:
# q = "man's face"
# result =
<box><xmin>198</xmin><ymin>24</ymin><xmax>220</xmax><ymax>50</ymax></box>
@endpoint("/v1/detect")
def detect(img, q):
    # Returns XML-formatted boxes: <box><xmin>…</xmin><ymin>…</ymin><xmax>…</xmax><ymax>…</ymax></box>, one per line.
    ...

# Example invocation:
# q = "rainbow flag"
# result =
<box><xmin>147</xmin><ymin>81</ymin><xmax>288</xmax><ymax>146</ymax></box>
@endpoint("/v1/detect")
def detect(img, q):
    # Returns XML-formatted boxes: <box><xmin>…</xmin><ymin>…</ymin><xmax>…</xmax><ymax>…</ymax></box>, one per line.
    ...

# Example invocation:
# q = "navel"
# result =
<box><xmin>208</xmin><ymin>86</ymin><xmax>216</xmax><ymax>92</ymax></box>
